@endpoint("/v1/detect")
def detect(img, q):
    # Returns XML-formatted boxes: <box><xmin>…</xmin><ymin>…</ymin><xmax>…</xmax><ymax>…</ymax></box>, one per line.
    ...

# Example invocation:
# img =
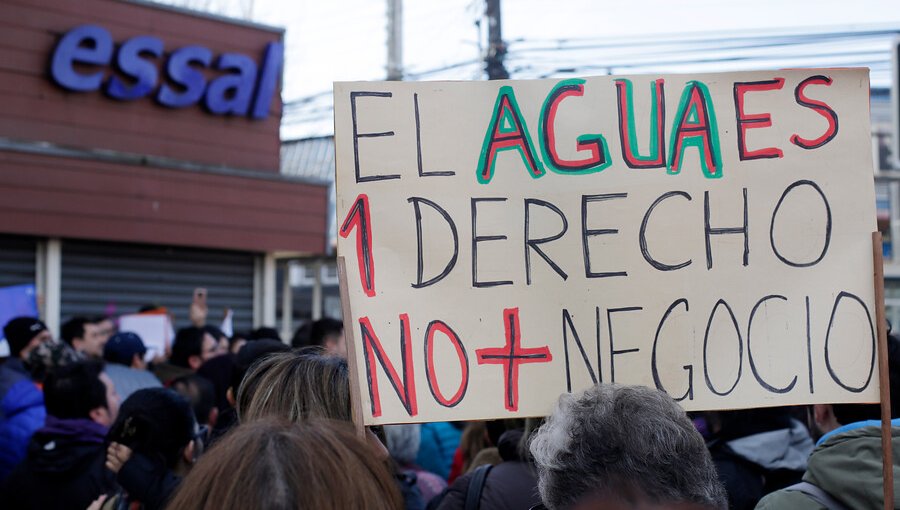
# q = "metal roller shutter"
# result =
<box><xmin>0</xmin><ymin>235</ymin><xmax>36</xmax><ymax>288</ymax></box>
<box><xmin>61</xmin><ymin>240</ymin><xmax>255</xmax><ymax>332</ymax></box>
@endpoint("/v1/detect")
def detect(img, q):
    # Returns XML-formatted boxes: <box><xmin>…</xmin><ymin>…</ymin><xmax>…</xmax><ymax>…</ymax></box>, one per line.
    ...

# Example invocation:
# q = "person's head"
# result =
<box><xmin>228</xmin><ymin>334</ymin><xmax>247</xmax><ymax>355</ymax></box>
<box><xmin>44</xmin><ymin>360</ymin><xmax>119</xmax><ymax>427</ymax></box>
<box><xmin>27</xmin><ymin>340</ymin><xmax>81</xmax><ymax>382</ymax></box>
<box><xmin>165</xmin><ymin>418</ymin><xmax>403</xmax><ymax>510</ymax></box>
<box><xmin>61</xmin><ymin>316</ymin><xmax>106</xmax><ymax>358</ymax></box>
<box><xmin>104</xmin><ymin>331</ymin><xmax>148</xmax><ymax>369</ymax></box>
<box><xmin>94</xmin><ymin>316</ymin><xmax>116</xmax><ymax>342</ymax></box>
<box><xmin>4</xmin><ymin>317</ymin><xmax>51</xmax><ymax>360</ymax></box>
<box><xmin>530</xmin><ymin>383</ymin><xmax>726</xmax><ymax>510</ymax></box>
<box><xmin>810</xmin><ymin>333</ymin><xmax>900</xmax><ymax>439</ymax></box>
<box><xmin>310</xmin><ymin>318</ymin><xmax>345</xmax><ymax>356</ymax></box>
<box><xmin>196</xmin><ymin>354</ymin><xmax>236</xmax><ymax>412</ymax></box>
<box><xmin>227</xmin><ymin>339</ymin><xmax>290</xmax><ymax>405</ymax></box>
<box><xmin>202</xmin><ymin>325</ymin><xmax>228</xmax><ymax>356</ymax></box>
<box><xmin>108</xmin><ymin>388</ymin><xmax>198</xmax><ymax>473</ymax></box>
<box><xmin>384</xmin><ymin>424</ymin><xmax>421</xmax><ymax>466</ymax></box>
<box><xmin>236</xmin><ymin>350</ymin><xmax>350</xmax><ymax>424</ymax></box>
<box><xmin>248</xmin><ymin>326</ymin><xmax>281</xmax><ymax>342</ymax></box>
<box><xmin>171</xmin><ymin>327</ymin><xmax>218</xmax><ymax>370</ymax></box>
<box><xmin>171</xmin><ymin>375</ymin><xmax>218</xmax><ymax>428</ymax></box>
<box><xmin>291</xmin><ymin>322</ymin><xmax>312</xmax><ymax>349</ymax></box>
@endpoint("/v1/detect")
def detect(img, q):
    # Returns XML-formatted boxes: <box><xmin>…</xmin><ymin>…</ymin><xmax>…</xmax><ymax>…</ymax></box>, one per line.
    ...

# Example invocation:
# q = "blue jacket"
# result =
<box><xmin>416</xmin><ymin>422</ymin><xmax>462</xmax><ymax>480</ymax></box>
<box><xmin>0</xmin><ymin>359</ymin><xmax>46</xmax><ymax>482</ymax></box>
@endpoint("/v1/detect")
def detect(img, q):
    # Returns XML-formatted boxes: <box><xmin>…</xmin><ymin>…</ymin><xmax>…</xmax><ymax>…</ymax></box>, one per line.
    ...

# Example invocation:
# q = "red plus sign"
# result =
<box><xmin>476</xmin><ymin>307</ymin><xmax>553</xmax><ymax>411</ymax></box>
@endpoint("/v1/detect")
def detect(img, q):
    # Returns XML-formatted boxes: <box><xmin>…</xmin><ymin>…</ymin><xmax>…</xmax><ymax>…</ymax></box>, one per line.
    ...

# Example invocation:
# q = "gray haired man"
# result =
<box><xmin>529</xmin><ymin>383</ymin><xmax>727</xmax><ymax>510</ymax></box>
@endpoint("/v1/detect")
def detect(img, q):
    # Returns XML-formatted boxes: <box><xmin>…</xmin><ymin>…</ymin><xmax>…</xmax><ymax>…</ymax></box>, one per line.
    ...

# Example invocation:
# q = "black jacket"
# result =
<box><xmin>1</xmin><ymin>417</ymin><xmax>117</xmax><ymax>510</ymax></box>
<box><xmin>434</xmin><ymin>461</ymin><xmax>541</xmax><ymax>510</ymax></box>
<box><xmin>115</xmin><ymin>452</ymin><xmax>181</xmax><ymax>510</ymax></box>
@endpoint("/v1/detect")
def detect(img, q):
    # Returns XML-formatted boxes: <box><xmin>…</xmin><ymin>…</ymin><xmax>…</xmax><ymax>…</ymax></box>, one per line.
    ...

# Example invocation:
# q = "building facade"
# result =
<box><xmin>0</xmin><ymin>0</ymin><xmax>328</xmax><ymax>336</ymax></box>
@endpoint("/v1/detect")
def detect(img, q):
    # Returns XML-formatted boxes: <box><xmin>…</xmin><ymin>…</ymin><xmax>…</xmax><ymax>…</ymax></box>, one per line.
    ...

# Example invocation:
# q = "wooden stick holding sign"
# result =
<box><xmin>337</xmin><ymin>255</ymin><xmax>366</xmax><ymax>439</ymax></box>
<box><xmin>872</xmin><ymin>232</ymin><xmax>895</xmax><ymax>510</ymax></box>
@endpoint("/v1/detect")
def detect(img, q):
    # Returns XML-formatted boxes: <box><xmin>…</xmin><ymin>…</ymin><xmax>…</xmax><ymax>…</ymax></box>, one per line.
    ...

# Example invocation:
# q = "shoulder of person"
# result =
<box><xmin>755</xmin><ymin>488</ymin><xmax>829</xmax><ymax>510</ymax></box>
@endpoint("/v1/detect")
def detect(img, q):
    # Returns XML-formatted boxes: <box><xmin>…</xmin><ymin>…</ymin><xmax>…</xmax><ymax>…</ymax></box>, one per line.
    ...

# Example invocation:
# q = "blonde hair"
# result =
<box><xmin>236</xmin><ymin>350</ymin><xmax>351</xmax><ymax>424</ymax></box>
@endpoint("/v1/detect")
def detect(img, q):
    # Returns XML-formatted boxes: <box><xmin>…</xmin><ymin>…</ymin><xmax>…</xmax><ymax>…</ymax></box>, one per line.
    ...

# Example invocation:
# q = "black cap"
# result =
<box><xmin>104</xmin><ymin>331</ymin><xmax>146</xmax><ymax>366</ymax></box>
<box><xmin>3</xmin><ymin>317</ymin><xmax>48</xmax><ymax>357</ymax></box>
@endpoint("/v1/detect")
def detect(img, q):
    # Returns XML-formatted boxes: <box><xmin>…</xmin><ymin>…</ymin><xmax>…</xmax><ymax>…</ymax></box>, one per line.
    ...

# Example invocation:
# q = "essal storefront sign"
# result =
<box><xmin>49</xmin><ymin>24</ymin><xmax>283</xmax><ymax>120</ymax></box>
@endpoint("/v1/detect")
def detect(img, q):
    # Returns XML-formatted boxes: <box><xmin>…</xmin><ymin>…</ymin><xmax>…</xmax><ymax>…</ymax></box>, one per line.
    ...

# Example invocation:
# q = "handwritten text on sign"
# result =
<box><xmin>334</xmin><ymin>69</ymin><xmax>877</xmax><ymax>425</ymax></box>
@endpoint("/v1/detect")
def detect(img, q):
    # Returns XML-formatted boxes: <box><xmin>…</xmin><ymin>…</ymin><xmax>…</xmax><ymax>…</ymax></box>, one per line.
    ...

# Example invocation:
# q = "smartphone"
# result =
<box><xmin>193</xmin><ymin>288</ymin><xmax>207</xmax><ymax>305</ymax></box>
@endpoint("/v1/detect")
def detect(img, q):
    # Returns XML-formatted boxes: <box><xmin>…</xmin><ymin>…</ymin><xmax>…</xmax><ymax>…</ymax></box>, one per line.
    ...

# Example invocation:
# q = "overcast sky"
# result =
<box><xmin>162</xmin><ymin>0</ymin><xmax>900</xmax><ymax>137</ymax></box>
<box><xmin>245</xmin><ymin>0</ymin><xmax>900</xmax><ymax>96</ymax></box>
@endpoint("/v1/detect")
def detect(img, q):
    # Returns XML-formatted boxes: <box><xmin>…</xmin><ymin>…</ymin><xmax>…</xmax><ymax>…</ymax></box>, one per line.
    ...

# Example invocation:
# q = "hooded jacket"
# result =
<box><xmin>0</xmin><ymin>378</ymin><xmax>45</xmax><ymax>481</ymax></box>
<box><xmin>1</xmin><ymin>415</ymin><xmax>117</xmax><ymax>510</ymax></box>
<box><xmin>433</xmin><ymin>430</ymin><xmax>541</xmax><ymax>510</ymax></box>
<box><xmin>709</xmin><ymin>418</ymin><xmax>813</xmax><ymax>509</ymax></box>
<box><xmin>755</xmin><ymin>421</ymin><xmax>900</xmax><ymax>510</ymax></box>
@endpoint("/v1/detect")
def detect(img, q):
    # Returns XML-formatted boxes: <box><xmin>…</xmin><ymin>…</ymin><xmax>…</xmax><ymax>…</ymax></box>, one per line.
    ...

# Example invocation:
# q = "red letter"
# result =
<box><xmin>339</xmin><ymin>194</ymin><xmax>375</xmax><ymax>297</ymax></box>
<box><xmin>733</xmin><ymin>78</ymin><xmax>785</xmax><ymax>160</ymax></box>
<box><xmin>476</xmin><ymin>308</ymin><xmax>552</xmax><ymax>412</ymax></box>
<box><xmin>477</xmin><ymin>86</ymin><xmax>544</xmax><ymax>184</ymax></box>
<box><xmin>359</xmin><ymin>315</ymin><xmax>418</xmax><ymax>417</ymax></box>
<box><xmin>424</xmin><ymin>320</ymin><xmax>469</xmax><ymax>408</ymax></box>
<box><xmin>667</xmin><ymin>81</ymin><xmax>723</xmax><ymax>179</ymax></box>
<box><xmin>539</xmin><ymin>78</ymin><xmax>611</xmax><ymax>174</ymax></box>
<box><xmin>790</xmin><ymin>75</ymin><xmax>838</xmax><ymax>150</ymax></box>
<box><xmin>615</xmin><ymin>78</ymin><xmax>666</xmax><ymax>168</ymax></box>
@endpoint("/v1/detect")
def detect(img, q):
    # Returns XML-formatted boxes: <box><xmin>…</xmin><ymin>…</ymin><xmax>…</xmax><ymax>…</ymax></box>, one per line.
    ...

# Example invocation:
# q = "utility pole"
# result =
<box><xmin>484</xmin><ymin>0</ymin><xmax>508</xmax><ymax>80</ymax></box>
<box><xmin>386</xmin><ymin>0</ymin><xmax>403</xmax><ymax>80</ymax></box>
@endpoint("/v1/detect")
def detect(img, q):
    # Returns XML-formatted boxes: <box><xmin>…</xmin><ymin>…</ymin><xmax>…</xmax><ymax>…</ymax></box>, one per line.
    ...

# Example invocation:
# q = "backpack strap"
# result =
<box><xmin>784</xmin><ymin>481</ymin><xmax>852</xmax><ymax>510</ymax></box>
<box><xmin>465</xmin><ymin>464</ymin><xmax>493</xmax><ymax>510</ymax></box>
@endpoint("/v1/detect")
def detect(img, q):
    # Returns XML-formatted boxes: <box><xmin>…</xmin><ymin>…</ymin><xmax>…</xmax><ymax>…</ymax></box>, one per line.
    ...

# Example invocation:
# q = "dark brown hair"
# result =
<box><xmin>165</xmin><ymin>419</ymin><xmax>403</xmax><ymax>510</ymax></box>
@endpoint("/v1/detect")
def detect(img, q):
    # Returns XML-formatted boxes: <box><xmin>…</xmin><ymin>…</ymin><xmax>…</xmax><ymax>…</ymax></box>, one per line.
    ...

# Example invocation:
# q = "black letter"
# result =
<box><xmin>770</xmin><ymin>180</ymin><xmax>832</xmax><ymax>268</ymax></box>
<box><xmin>415</xmin><ymin>93</ymin><xmax>454</xmax><ymax>177</ymax></box>
<box><xmin>747</xmin><ymin>295</ymin><xmax>797</xmax><ymax>394</ymax></box>
<box><xmin>806</xmin><ymin>296</ymin><xmax>815</xmax><ymax>394</ymax></box>
<box><xmin>703</xmin><ymin>299</ymin><xmax>743</xmax><ymax>396</ymax></box>
<box><xmin>640</xmin><ymin>191</ymin><xmax>693</xmax><ymax>271</ymax></box>
<box><xmin>652</xmin><ymin>298</ymin><xmax>693</xmax><ymax>401</ymax></box>
<box><xmin>471</xmin><ymin>198</ymin><xmax>512</xmax><ymax>288</ymax></box>
<box><xmin>561</xmin><ymin>309</ymin><xmax>599</xmax><ymax>393</ymax></box>
<box><xmin>608</xmin><ymin>306</ymin><xmax>642</xmax><ymax>383</ymax></box>
<box><xmin>408</xmin><ymin>197</ymin><xmax>458</xmax><ymax>288</ymax></box>
<box><xmin>525</xmin><ymin>198</ymin><xmax>569</xmax><ymax>284</ymax></box>
<box><xmin>351</xmin><ymin>91</ymin><xmax>401</xmax><ymax>183</ymax></box>
<box><xmin>582</xmin><ymin>193</ymin><xmax>628</xmax><ymax>278</ymax></box>
<box><xmin>824</xmin><ymin>291</ymin><xmax>875</xmax><ymax>393</ymax></box>
<box><xmin>704</xmin><ymin>188</ymin><xmax>748</xmax><ymax>269</ymax></box>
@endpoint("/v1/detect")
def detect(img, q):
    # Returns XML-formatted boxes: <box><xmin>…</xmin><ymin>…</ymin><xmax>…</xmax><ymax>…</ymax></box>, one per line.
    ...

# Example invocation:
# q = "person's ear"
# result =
<box><xmin>188</xmin><ymin>355</ymin><xmax>202</xmax><ymax>371</ymax></box>
<box><xmin>208</xmin><ymin>407</ymin><xmax>219</xmax><ymax>429</ymax></box>
<box><xmin>226</xmin><ymin>387</ymin><xmax>235</xmax><ymax>407</ymax></box>
<box><xmin>89</xmin><ymin>406</ymin><xmax>112</xmax><ymax>427</ymax></box>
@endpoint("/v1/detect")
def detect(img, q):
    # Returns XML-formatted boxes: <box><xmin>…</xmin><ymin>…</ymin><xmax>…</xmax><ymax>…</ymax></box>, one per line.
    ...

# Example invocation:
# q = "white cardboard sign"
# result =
<box><xmin>335</xmin><ymin>69</ymin><xmax>878</xmax><ymax>425</ymax></box>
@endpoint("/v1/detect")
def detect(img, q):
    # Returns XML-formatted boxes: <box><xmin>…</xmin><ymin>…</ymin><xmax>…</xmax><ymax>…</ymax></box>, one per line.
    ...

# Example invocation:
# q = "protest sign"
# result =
<box><xmin>0</xmin><ymin>284</ymin><xmax>39</xmax><ymax>356</ymax></box>
<box><xmin>334</xmin><ymin>69</ymin><xmax>879</xmax><ymax>425</ymax></box>
<box><xmin>118</xmin><ymin>313</ymin><xmax>173</xmax><ymax>361</ymax></box>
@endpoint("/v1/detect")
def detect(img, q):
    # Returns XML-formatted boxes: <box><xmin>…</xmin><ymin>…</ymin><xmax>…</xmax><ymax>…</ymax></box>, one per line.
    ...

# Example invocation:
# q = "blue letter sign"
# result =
<box><xmin>49</xmin><ymin>24</ymin><xmax>283</xmax><ymax>120</ymax></box>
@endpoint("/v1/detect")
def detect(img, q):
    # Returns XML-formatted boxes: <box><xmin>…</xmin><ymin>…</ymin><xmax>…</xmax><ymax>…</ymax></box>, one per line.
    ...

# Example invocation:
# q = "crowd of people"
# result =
<box><xmin>0</xmin><ymin>304</ymin><xmax>898</xmax><ymax>509</ymax></box>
